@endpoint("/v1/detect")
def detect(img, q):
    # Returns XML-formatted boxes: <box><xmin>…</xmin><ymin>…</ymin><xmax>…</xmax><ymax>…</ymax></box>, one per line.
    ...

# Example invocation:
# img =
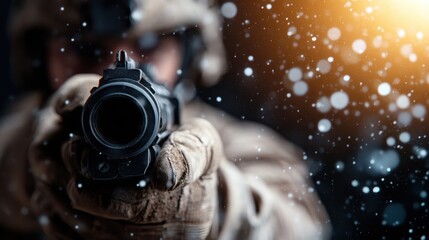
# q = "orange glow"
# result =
<box><xmin>367</xmin><ymin>0</ymin><xmax>429</xmax><ymax>35</ymax></box>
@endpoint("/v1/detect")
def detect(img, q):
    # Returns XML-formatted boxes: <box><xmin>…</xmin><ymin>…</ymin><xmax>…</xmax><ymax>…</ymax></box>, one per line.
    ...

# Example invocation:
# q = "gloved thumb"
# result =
<box><xmin>152</xmin><ymin>118</ymin><xmax>224</xmax><ymax>191</ymax></box>
<box><xmin>50</xmin><ymin>74</ymin><xmax>100</xmax><ymax>116</ymax></box>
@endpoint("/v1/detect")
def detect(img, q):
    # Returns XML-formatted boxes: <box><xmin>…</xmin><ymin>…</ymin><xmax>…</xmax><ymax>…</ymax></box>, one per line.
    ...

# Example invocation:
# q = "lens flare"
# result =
<box><xmin>374</xmin><ymin>0</ymin><xmax>429</xmax><ymax>34</ymax></box>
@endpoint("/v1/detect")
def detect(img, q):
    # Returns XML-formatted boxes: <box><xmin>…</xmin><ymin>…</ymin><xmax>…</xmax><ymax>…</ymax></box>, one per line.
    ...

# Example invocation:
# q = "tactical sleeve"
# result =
<box><xmin>185</xmin><ymin>100</ymin><xmax>331</xmax><ymax>240</ymax></box>
<box><xmin>0</xmin><ymin>94</ymin><xmax>43</xmax><ymax>236</ymax></box>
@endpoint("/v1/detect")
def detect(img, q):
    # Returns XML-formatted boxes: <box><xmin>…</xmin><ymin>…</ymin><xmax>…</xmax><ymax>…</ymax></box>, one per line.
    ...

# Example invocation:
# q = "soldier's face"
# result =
<box><xmin>47</xmin><ymin>35</ymin><xmax>182</xmax><ymax>90</ymax></box>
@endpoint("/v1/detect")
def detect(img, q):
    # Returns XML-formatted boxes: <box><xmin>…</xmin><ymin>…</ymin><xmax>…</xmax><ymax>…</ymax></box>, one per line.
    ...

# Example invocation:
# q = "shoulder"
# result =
<box><xmin>0</xmin><ymin>93</ymin><xmax>43</xmax><ymax>155</ymax></box>
<box><xmin>182</xmin><ymin>99</ymin><xmax>303</xmax><ymax>163</ymax></box>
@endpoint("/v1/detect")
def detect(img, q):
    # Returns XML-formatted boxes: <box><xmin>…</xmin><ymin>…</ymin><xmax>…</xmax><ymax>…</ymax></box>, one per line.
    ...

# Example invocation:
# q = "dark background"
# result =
<box><xmin>0</xmin><ymin>0</ymin><xmax>12</xmax><ymax>114</ymax></box>
<box><xmin>2</xmin><ymin>0</ymin><xmax>429</xmax><ymax>239</ymax></box>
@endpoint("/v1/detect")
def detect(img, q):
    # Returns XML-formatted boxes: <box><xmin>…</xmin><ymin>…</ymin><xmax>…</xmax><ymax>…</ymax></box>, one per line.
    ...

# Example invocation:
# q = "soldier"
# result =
<box><xmin>0</xmin><ymin>0</ymin><xmax>330</xmax><ymax>239</ymax></box>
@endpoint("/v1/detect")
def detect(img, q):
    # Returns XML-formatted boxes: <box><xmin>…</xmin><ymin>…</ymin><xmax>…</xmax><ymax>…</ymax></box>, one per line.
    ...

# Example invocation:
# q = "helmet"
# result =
<box><xmin>9</xmin><ymin>0</ymin><xmax>226</xmax><ymax>93</ymax></box>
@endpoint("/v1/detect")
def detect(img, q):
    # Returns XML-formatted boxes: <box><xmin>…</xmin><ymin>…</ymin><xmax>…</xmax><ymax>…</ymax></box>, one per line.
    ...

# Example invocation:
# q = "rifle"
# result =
<box><xmin>81</xmin><ymin>50</ymin><xmax>180</xmax><ymax>180</ymax></box>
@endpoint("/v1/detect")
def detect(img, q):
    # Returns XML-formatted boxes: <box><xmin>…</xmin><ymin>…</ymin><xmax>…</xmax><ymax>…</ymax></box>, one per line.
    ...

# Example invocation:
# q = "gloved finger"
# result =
<box><xmin>153</xmin><ymin>118</ymin><xmax>224</xmax><ymax>191</ymax></box>
<box><xmin>29</xmin><ymin>107</ymin><xmax>70</xmax><ymax>186</ymax></box>
<box><xmin>66</xmin><ymin>175</ymin><xmax>182</xmax><ymax>223</ymax></box>
<box><xmin>61</xmin><ymin>136</ymin><xmax>87</xmax><ymax>176</ymax></box>
<box><xmin>49</xmin><ymin>74</ymin><xmax>100</xmax><ymax>117</ymax></box>
<box><xmin>34</xmin><ymin>178</ymin><xmax>198</xmax><ymax>239</ymax></box>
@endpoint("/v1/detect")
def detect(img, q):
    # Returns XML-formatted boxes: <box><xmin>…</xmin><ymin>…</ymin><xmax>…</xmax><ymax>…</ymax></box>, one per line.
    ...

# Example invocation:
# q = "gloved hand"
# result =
<box><xmin>29</xmin><ymin>74</ymin><xmax>223</xmax><ymax>239</ymax></box>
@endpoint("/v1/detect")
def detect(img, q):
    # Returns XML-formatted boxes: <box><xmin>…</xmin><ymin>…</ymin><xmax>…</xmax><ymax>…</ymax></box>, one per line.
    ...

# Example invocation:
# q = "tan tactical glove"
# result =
<box><xmin>29</xmin><ymin>74</ymin><xmax>223</xmax><ymax>239</ymax></box>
